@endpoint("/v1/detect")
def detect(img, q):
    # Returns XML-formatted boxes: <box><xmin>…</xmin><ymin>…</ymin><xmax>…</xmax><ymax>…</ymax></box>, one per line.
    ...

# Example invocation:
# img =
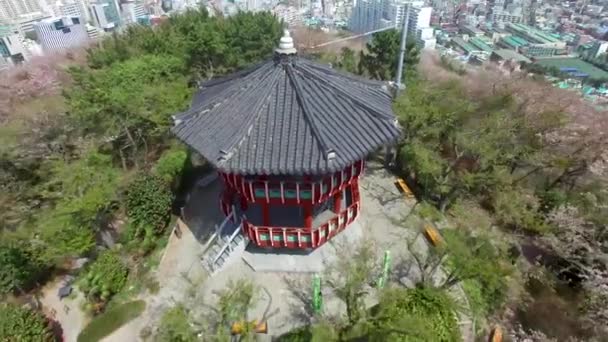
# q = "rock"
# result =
<box><xmin>71</xmin><ymin>258</ymin><xmax>89</xmax><ymax>270</ymax></box>
<box><xmin>399</xmin><ymin>276</ymin><xmax>416</xmax><ymax>289</ymax></box>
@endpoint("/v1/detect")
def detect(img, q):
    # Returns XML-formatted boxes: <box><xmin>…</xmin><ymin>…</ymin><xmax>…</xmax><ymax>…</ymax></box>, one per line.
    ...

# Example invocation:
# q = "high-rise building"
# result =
<box><xmin>383</xmin><ymin>0</ymin><xmax>424</xmax><ymax>29</ymax></box>
<box><xmin>121</xmin><ymin>0</ymin><xmax>145</xmax><ymax>25</ymax></box>
<box><xmin>409</xmin><ymin>6</ymin><xmax>431</xmax><ymax>31</ymax></box>
<box><xmin>89</xmin><ymin>0</ymin><xmax>120</xmax><ymax>31</ymax></box>
<box><xmin>59</xmin><ymin>1</ymin><xmax>87</xmax><ymax>19</ymax></box>
<box><xmin>0</xmin><ymin>25</ymin><xmax>28</xmax><ymax>67</ymax></box>
<box><xmin>246</xmin><ymin>0</ymin><xmax>258</xmax><ymax>12</ymax></box>
<box><xmin>15</xmin><ymin>12</ymin><xmax>52</xmax><ymax>33</ymax></box>
<box><xmin>0</xmin><ymin>1</ymin><xmax>12</xmax><ymax>21</ymax></box>
<box><xmin>589</xmin><ymin>41</ymin><xmax>608</xmax><ymax>58</ymax></box>
<box><xmin>0</xmin><ymin>0</ymin><xmax>44</xmax><ymax>19</ymax></box>
<box><xmin>33</xmin><ymin>16</ymin><xmax>88</xmax><ymax>53</ymax></box>
<box><xmin>272</xmin><ymin>4</ymin><xmax>302</xmax><ymax>27</ymax></box>
<box><xmin>349</xmin><ymin>0</ymin><xmax>385</xmax><ymax>34</ymax></box>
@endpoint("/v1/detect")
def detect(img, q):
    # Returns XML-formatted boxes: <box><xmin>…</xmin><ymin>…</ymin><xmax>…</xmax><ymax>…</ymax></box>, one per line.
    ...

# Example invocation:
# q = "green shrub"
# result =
<box><xmin>0</xmin><ymin>241</ymin><xmax>48</xmax><ymax>294</ymax></box>
<box><xmin>154</xmin><ymin>147</ymin><xmax>188</xmax><ymax>183</ymax></box>
<box><xmin>276</xmin><ymin>326</ymin><xmax>313</xmax><ymax>342</ymax></box>
<box><xmin>39</xmin><ymin>214</ymin><xmax>96</xmax><ymax>262</ymax></box>
<box><xmin>77</xmin><ymin>300</ymin><xmax>146</xmax><ymax>342</ymax></box>
<box><xmin>377</xmin><ymin>287</ymin><xmax>460</xmax><ymax>341</ymax></box>
<box><xmin>493</xmin><ymin>188</ymin><xmax>548</xmax><ymax>234</ymax></box>
<box><xmin>416</xmin><ymin>201</ymin><xmax>444</xmax><ymax>223</ymax></box>
<box><xmin>442</xmin><ymin>230</ymin><xmax>511</xmax><ymax>319</ymax></box>
<box><xmin>155</xmin><ymin>305</ymin><xmax>197</xmax><ymax>342</ymax></box>
<box><xmin>79</xmin><ymin>250</ymin><xmax>128</xmax><ymax>302</ymax></box>
<box><xmin>0</xmin><ymin>303</ymin><xmax>54</xmax><ymax>341</ymax></box>
<box><xmin>537</xmin><ymin>188</ymin><xmax>569</xmax><ymax>213</ymax></box>
<box><xmin>126</xmin><ymin>173</ymin><xmax>173</xmax><ymax>234</ymax></box>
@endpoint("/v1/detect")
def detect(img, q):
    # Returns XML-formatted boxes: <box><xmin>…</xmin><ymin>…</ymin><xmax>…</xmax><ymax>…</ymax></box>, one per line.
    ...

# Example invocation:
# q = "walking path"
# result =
<box><xmin>39</xmin><ymin>280</ymin><xmax>88</xmax><ymax>342</ymax></box>
<box><xmin>101</xmin><ymin>161</ymin><xmax>475</xmax><ymax>341</ymax></box>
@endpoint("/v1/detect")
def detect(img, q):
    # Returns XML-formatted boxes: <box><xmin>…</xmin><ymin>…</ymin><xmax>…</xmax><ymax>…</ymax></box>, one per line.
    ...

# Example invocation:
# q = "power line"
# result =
<box><xmin>307</xmin><ymin>26</ymin><xmax>394</xmax><ymax>49</ymax></box>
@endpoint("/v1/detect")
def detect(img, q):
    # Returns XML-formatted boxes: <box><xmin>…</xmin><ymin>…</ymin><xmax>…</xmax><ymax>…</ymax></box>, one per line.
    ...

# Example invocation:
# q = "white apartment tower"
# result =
<box><xmin>34</xmin><ymin>16</ymin><xmax>88</xmax><ymax>53</ymax></box>
<box><xmin>121</xmin><ymin>0</ymin><xmax>145</xmax><ymax>25</ymax></box>
<box><xmin>0</xmin><ymin>0</ymin><xmax>44</xmax><ymax>20</ymax></box>
<box><xmin>59</xmin><ymin>1</ymin><xmax>88</xmax><ymax>20</ymax></box>
<box><xmin>0</xmin><ymin>26</ymin><xmax>29</xmax><ymax>68</ymax></box>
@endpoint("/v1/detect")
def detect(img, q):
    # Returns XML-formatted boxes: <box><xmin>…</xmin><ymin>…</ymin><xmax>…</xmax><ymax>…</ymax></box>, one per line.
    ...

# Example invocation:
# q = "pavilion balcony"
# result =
<box><xmin>241</xmin><ymin>202</ymin><xmax>360</xmax><ymax>249</ymax></box>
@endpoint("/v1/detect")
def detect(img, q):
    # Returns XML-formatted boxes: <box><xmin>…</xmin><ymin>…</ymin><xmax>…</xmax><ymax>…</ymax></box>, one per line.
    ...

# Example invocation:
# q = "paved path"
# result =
<box><xmin>101</xmin><ymin>219</ymin><xmax>208</xmax><ymax>342</ymax></box>
<box><xmin>39</xmin><ymin>279</ymin><xmax>88</xmax><ymax>342</ymax></box>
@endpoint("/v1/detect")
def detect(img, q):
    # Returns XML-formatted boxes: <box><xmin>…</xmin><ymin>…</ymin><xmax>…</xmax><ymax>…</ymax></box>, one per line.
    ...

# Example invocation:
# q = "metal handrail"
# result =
<box><xmin>201</xmin><ymin>209</ymin><xmax>235</xmax><ymax>253</ymax></box>
<box><xmin>211</xmin><ymin>222</ymin><xmax>243</xmax><ymax>265</ymax></box>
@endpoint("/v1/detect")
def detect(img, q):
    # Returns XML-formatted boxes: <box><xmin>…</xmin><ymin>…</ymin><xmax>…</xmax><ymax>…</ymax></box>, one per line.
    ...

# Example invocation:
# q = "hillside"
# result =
<box><xmin>1</xmin><ymin>13</ymin><xmax>607</xmax><ymax>342</ymax></box>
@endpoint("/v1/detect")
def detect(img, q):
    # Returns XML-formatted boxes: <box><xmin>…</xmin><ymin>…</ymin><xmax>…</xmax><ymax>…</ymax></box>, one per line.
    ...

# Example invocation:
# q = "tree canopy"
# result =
<box><xmin>360</xmin><ymin>29</ymin><xmax>419</xmax><ymax>81</ymax></box>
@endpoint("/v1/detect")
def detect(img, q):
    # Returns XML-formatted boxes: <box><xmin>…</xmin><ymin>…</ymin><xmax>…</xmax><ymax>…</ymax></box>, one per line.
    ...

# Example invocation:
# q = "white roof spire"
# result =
<box><xmin>275</xmin><ymin>29</ymin><xmax>297</xmax><ymax>55</ymax></box>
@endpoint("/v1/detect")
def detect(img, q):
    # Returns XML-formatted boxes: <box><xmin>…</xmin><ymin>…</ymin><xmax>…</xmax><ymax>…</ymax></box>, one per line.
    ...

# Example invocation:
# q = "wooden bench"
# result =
<box><xmin>423</xmin><ymin>224</ymin><xmax>443</xmax><ymax>247</ymax></box>
<box><xmin>395</xmin><ymin>178</ymin><xmax>415</xmax><ymax>199</ymax></box>
<box><xmin>489</xmin><ymin>326</ymin><xmax>503</xmax><ymax>342</ymax></box>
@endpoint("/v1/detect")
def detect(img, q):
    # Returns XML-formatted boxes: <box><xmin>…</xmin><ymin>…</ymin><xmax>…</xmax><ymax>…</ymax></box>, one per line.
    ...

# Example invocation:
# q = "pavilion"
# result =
<box><xmin>172</xmin><ymin>30</ymin><xmax>400</xmax><ymax>250</ymax></box>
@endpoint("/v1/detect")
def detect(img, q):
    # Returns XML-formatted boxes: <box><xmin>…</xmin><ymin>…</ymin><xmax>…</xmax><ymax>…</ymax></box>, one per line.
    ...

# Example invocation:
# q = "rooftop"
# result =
<box><xmin>452</xmin><ymin>37</ymin><xmax>480</xmax><ymax>54</ymax></box>
<box><xmin>507</xmin><ymin>23</ymin><xmax>561</xmax><ymax>44</ymax></box>
<box><xmin>469</xmin><ymin>37</ymin><xmax>493</xmax><ymax>53</ymax></box>
<box><xmin>172</xmin><ymin>31</ymin><xmax>400</xmax><ymax>176</ymax></box>
<box><xmin>492</xmin><ymin>49</ymin><xmax>532</xmax><ymax>63</ymax></box>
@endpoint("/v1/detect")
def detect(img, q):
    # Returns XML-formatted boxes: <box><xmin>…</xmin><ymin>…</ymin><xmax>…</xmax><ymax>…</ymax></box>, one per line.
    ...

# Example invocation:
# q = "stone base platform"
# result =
<box><xmin>241</xmin><ymin>219</ymin><xmax>363</xmax><ymax>273</ymax></box>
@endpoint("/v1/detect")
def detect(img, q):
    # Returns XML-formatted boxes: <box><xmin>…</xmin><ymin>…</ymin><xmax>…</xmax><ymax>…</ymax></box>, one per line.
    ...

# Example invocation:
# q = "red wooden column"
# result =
<box><xmin>333</xmin><ymin>190</ymin><xmax>342</xmax><ymax>213</ymax></box>
<box><xmin>304</xmin><ymin>202</ymin><xmax>313</xmax><ymax>228</ymax></box>
<box><xmin>262</xmin><ymin>202</ymin><xmax>270</xmax><ymax>226</ymax></box>
<box><xmin>240</xmin><ymin>196</ymin><xmax>248</xmax><ymax>211</ymax></box>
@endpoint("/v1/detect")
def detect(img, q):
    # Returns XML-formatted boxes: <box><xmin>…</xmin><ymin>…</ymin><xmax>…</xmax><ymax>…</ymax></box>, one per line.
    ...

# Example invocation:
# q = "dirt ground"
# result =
<box><xmin>39</xmin><ymin>279</ymin><xmax>88</xmax><ymax>342</ymax></box>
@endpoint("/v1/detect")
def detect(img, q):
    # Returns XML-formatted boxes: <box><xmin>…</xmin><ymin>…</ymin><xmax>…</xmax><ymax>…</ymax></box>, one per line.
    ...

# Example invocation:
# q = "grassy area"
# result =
<box><xmin>536</xmin><ymin>58</ymin><xmax>608</xmax><ymax>78</ymax></box>
<box><xmin>77</xmin><ymin>300</ymin><xmax>146</xmax><ymax>342</ymax></box>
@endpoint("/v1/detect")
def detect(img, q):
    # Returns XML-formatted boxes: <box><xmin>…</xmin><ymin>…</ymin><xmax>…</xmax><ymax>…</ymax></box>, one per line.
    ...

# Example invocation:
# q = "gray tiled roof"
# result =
<box><xmin>172</xmin><ymin>54</ymin><xmax>401</xmax><ymax>176</ymax></box>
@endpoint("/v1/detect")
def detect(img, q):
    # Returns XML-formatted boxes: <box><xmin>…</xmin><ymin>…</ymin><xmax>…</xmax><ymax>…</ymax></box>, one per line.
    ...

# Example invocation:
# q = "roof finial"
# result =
<box><xmin>275</xmin><ymin>29</ymin><xmax>297</xmax><ymax>55</ymax></box>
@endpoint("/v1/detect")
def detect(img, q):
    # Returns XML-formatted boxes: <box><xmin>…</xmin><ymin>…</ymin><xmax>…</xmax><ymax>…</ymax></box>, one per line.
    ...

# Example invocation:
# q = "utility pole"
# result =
<box><xmin>394</xmin><ymin>3</ymin><xmax>410</xmax><ymax>97</ymax></box>
<box><xmin>387</xmin><ymin>3</ymin><xmax>411</xmax><ymax>167</ymax></box>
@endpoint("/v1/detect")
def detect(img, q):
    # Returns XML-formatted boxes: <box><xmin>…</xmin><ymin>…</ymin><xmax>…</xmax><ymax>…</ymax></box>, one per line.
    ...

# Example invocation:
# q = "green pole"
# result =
<box><xmin>312</xmin><ymin>274</ymin><xmax>322</xmax><ymax>314</ymax></box>
<box><xmin>378</xmin><ymin>250</ymin><xmax>392</xmax><ymax>289</ymax></box>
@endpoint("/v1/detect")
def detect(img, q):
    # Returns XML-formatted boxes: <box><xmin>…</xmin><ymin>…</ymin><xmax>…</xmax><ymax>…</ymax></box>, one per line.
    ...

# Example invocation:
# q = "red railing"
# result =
<box><xmin>220</xmin><ymin>160</ymin><xmax>365</xmax><ymax>205</ymax></box>
<box><xmin>241</xmin><ymin>201</ymin><xmax>360</xmax><ymax>249</ymax></box>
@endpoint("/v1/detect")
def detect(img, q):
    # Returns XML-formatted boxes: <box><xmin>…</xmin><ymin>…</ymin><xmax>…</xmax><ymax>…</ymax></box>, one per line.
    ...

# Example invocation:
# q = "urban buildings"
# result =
<box><xmin>491</xmin><ymin>9</ymin><xmax>523</xmax><ymax>25</ymax></box>
<box><xmin>0</xmin><ymin>0</ymin><xmax>44</xmax><ymax>20</ymax></box>
<box><xmin>0</xmin><ymin>24</ymin><xmax>28</xmax><ymax>67</ymax></box>
<box><xmin>348</xmin><ymin>0</ymin><xmax>435</xmax><ymax>49</ymax></box>
<box><xmin>498</xmin><ymin>23</ymin><xmax>567</xmax><ymax>57</ymax></box>
<box><xmin>408</xmin><ymin>5</ymin><xmax>435</xmax><ymax>49</ymax></box>
<box><xmin>587</xmin><ymin>40</ymin><xmax>608</xmax><ymax>59</ymax></box>
<box><xmin>89</xmin><ymin>0</ymin><xmax>121</xmax><ymax>32</ymax></box>
<box><xmin>33</xmin><ymin>15</ymin><xmax>88</xmax><ymax>52</ymax></box>
<box><xmin>121</xmin><ymin>0</ymin><xmax>145</xmax><ymax>25</ymax></box>
<box><xmin>272</xmin><ymin>4</ymin><xmax>303</xmax><ymax>27</ymax></box>
<box><xmin>349</xmin><ymin>0</ymin><xmax>386</xmax><ymax>34</ymax></box>
<box><xmin>53</xmin><ymin>0</ymin><xmax>89</xmax><ymax>22</ymax></box>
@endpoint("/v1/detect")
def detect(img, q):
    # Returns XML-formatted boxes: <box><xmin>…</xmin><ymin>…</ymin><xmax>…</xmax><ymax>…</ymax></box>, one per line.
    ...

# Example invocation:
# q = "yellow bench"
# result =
<box><xmin>395</xmin><ymin>178</ymin><xmax>415</xmax><ymax>199</ymax></box>
<box><xmin>231</xmin><ymin>320</ymin><xmax>267</xmax><ymax>335</ymax></box>
<box><xmin>423</xmin><ymin>224</ymin><xmax>442</xmax><ymax>246</ymax></box>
